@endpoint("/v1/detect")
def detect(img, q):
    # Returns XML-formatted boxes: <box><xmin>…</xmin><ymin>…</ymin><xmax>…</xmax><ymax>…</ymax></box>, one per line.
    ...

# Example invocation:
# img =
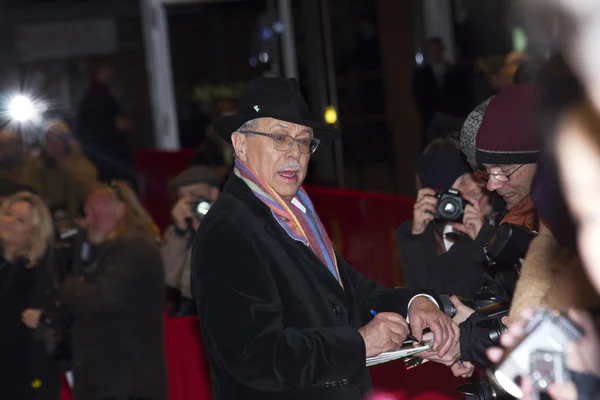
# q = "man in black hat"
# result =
<box><xmin>162</xmin><ymin>166</ymin><xmax>221</xmax><ymax>312</ymax></box>
<box><xmin>190</xmin><ymin>77</ymin><xmax>459</xmax><ymax>400</ymax></box>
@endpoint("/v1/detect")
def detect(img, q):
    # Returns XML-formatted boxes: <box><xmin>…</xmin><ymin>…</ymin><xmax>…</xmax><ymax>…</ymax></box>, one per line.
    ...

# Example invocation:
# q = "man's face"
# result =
<box><xmin>557</xmin><ymin>111</ymin><xmax>600</xmax><ymax>294</ymax></box>
<box><xmin>232</xmin><ymin>118</ymin><xmax>312</xmax><ymax>200</ymax></box>
<box><xmin>177</xmin><ymin>182</ymin><xmax>220</xmax><ymax>202</ymax></box>
<box><xmin>44</xmin><ymin>133</ymin><xmax>70</xmax><ymax>160</ymax></box>
<box><xmin>482</xmin><ymin>163</ymin><xmax>537</xmax><ymax>210</ymax></box>
<box><xmin>84</xmin><ymin>193</ymin><xmax>124</xmax><ymax>244</ymax></box>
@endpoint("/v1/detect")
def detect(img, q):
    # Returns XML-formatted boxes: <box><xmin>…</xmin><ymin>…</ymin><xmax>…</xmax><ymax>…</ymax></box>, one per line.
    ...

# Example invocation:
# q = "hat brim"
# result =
<box><xmin>214</xmin><ymin>112</ymin><xmax>341</xmax><ymax>144</ymax></box>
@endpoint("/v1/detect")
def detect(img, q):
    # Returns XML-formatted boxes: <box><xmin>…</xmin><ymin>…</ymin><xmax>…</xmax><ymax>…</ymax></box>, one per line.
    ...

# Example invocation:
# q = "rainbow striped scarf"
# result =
<box><xmin>234</xmin><ymin>160</ymin><xmax>342</xmax><ymax>287</ymax></box>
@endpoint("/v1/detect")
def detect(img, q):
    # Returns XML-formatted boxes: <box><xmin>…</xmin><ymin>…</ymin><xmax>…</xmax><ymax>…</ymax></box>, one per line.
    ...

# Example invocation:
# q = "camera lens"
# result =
<box><xmin>488</xmin><ymin>317</ymin><xmax>508</xmax><ymax>346</ymax></box>
<box><xmin>439</xmin><ymin>198</ymin><xmax>461</xmax><ymax>220</ymax></box>
<box><xmin>195</xmin><ymin>201</ymin><xmax>211</xmax><ymax>217</ymax></box>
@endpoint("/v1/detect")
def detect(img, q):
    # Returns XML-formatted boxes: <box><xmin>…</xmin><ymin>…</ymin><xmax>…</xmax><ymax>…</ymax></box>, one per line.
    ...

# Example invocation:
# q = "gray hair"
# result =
<box><xmin>237</xmin><ymin>119</ymin><xmax>259</xmax><ymax>133</ymax></box>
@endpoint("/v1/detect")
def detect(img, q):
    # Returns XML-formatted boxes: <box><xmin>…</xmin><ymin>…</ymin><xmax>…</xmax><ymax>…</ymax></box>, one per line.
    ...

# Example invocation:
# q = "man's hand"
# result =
<box><xmin>358</xmin><ymin>312</ymin><xmax>410</xmax><ymax>358</ymax></box>
<box><xmin>451</xmin><ymin>361</ymin><xmax>475</xmax><ymax>378</ymax></box>
<box><xmin>412</xmin><ymin>188</ymin><xmax>437</xmax><ymax>235</ymax></box>
<box><xmin>171</xmin><ymin>197</ymin><xmax>196</xmax><ymax>231</ymax></box>
<box><xmin>408</xmin><ymin>296</ymin><xmax>459</xmax><ymax>357</ymax></box>
<box><xmin>452</xmin><ymin>194</ymin><xmax>485</xmax><ymax>241</ymax></box>
<box><xmin>22</xmin><ymin>308</ymin><xmax>41</xmax><ymax>329</ymax></box>
<box><xmin>417</xmin><ymin>332</ymin><xmax>461</xmax><ymax>367</ymax></box>
<box><xmin>450</xmin><ymin>295</ymin><xmax>476</xmax><ymax>325</ymax></box>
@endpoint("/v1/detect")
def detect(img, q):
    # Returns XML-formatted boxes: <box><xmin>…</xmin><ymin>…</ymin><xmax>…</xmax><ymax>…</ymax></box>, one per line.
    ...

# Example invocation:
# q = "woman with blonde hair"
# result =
<box><xmin>0</xmin><ymin>191</ymin><xmax>62</xmax><ymax>400</ymax></box>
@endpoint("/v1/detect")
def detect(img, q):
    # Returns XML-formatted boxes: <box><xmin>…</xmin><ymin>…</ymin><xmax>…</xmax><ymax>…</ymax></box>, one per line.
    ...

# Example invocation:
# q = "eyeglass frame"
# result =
<box><xmin>238</xmin><ymin>130</ymin><xmax>321</xmax><ymax>155</ymax></box>
<box><xmin>478</xmin><ymin>164</ymin><xmax>525</xmax><ymax>182</ymax></box>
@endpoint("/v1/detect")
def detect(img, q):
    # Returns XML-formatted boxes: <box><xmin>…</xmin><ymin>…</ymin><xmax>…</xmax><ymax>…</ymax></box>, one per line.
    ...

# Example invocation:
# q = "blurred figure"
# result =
<box><xmin>77</xmin><ymin>61</ymin><xmax>138</xmax><ymax>192</ymax></box>
<box><xmin>60</xmin><ymin>181</ymin><xmax>167</xmax><ymax>400</ymax></box>
<box><xmin>0</xmin><ymin>128</ymin><xmax>29</xmax><ymax>181</ymax></box>
<box><xmin>32</xmin><ymin>120</ymin><xmax>98</xmax><ymax>223</ymax></box>
<box><xmin>398</xmin><ymin>138</ymin><xmax>494</xmax><ymax>297</ymax></box>
<box><xmin>0</xmin><ymin>191</ymin><xmax>61</xmax><ymax>400</ymax></box>
<box><xmin>413</xmin><ymin>37</ymin><xmax>465</xmax><ymax>148</ymax></box>
<box><xmin>162</xmin><ymin>165</ymin><xmax>221</xmax><ymax>314</ymax></box>
<box><xmin>190</xmin><ymin>97</ymin><xmax>237</xmax><ymax>181</ymax></box>
<box><xmin>0</xmin><ymin>122</ymin><xmax>98</xmax><ymax>224</ymax></box>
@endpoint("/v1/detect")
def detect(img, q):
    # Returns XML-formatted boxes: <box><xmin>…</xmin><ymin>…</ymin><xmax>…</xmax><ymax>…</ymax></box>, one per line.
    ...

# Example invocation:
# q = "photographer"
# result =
<box><xmin>397</xmin><ymin>139</ymin><xmax>494</xmax><ymax>298</ymax></box>
<box><xmin>161</xmin><ymin>166</ymin><xmax>221</xmax><ymax>312</ymax></box>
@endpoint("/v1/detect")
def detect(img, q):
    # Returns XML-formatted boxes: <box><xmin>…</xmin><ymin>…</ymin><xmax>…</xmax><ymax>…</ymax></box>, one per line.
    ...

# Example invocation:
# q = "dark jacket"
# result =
<box><xmin>0</xmin><ymin>251</ymin><xmax>63</xmax><ymax>400</ymax></box>
<box><xmin>77</xmin><ymin>83</ymin><xmax>137</xmax><ymax>191</ymax></box>
<box><xmin>191</xmin><ymin>175</ymin><xmax>436</xmax><ymax>400</ymax></box>
<box><xmin>61</xmin><ymin>230</ymin><xmax>168</xmax><ymax>400</ymax></box>
<box><xmin>397</xmin><ymin>220</ymin><xmax>494</xmax><ymax>298</ymax></box>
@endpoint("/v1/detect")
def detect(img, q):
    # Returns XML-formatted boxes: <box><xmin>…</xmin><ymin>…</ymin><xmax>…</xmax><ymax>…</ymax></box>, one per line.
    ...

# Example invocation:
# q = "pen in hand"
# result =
<box><xmin>369</xmin><ymin>309</ymin><xmax>422</xmax><ymax>344</ymax></box>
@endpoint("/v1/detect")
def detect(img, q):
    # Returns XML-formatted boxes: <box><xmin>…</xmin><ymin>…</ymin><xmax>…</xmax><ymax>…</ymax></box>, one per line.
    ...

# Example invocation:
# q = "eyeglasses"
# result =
<box><xmin>478</xmin><ymin>164</ymin><xmax>524</xmax><ymax>182</ymax></box>
<box><xmin>239</xmin><ymin>130</ymin><xmax>321</xmax><ymax>155</ymax></box>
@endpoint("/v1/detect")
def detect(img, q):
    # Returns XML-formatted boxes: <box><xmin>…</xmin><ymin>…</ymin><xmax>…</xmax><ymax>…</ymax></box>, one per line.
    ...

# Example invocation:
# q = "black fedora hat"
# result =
<box><xmin>214</xmin><ymin>77</ymin><xmax>340</xmax><ymax>144</ymax></box>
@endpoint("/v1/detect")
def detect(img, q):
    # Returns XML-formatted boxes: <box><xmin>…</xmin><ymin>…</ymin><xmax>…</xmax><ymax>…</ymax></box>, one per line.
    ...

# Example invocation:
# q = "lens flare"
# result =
<box><xmin>8</xmin><ymin>95</ymin><xmax>36</xmax><ymax>122</ymax></box>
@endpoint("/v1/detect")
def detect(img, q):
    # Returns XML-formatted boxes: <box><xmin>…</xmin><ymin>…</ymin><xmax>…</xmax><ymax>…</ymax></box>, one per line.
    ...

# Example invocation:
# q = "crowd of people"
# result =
<box><xmin>4</xmin><ymin>2</ymin><xmax>600</xmax><ymax>400</ymax></box>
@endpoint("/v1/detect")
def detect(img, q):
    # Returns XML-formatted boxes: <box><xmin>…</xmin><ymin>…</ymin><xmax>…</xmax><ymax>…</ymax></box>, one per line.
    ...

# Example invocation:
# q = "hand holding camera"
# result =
<box><xmin>412</xmin><ymin>188</ymin><xmax>437</xmax><ymax>235</ymax></box>
<box><xmin>171</xmin><ymin>196</ymin><xmax>197</xmax><ymax>231</ymax></box>
<box><xmin>452</xmin><ymin>193</ymin><xmax>486</xmax><ymax>241</ymax></box>
<box><xmin>486</xmin><ymin>308</ymin><xmax>585</xmax><ymax>400</ymax></box>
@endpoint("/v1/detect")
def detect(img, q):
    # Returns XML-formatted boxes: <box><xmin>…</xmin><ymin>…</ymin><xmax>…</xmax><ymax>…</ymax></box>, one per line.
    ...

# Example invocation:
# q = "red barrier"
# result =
<box><xmin>136</xmin><ymin>149</ymin><xmax>196</xmax><ymax>231</ymax></box>
<box><xmin>60</xmin><ymin>316</ymin><xmax>465</xmax><ymax>400</ymax></box>
<box><xmin>304</xmin><ymin>186</ymin><xmax>414</xmax><ymax>288</ymax></box>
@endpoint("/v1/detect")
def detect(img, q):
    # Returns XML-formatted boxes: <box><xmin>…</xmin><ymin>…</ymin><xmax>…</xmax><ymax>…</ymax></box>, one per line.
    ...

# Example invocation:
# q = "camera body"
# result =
<box><xmin>492</xmin><ymin>309</ymin><xmax>582</xmax><ymax>399</ymax></box>
<box><xmin>434</xmin><ymin>188</ymin><xmax>468</xmax><ymax>222</ymax></box>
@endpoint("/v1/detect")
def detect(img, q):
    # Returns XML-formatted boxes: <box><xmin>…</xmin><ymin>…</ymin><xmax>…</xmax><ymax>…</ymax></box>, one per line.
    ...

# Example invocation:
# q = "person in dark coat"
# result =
<box><xmin>76</xmin><ymin>62</ymin><xmax>138</xmax><ymax>192</ymax></box>
<box><xmin>397</xmin><ymin>139</ymin><xmax>494</xmax><ymax>298</ymax></box>
<box><xmin>0</xmin><ymin>191</ymin><xmax>62</xmax><ymax>400</ymax></box>
<box><xmin>60</xmin><ymin>181</ymin><xmax>167</xmax><ymax>400</ymax></box>
<box><xmin>191</xmin><ymin>77</ymin><xmax>461</xmax><ymax>400</ymax></box>
<box><xmin>413</xmin><ymin>37</ymin><xmax>467</xmax><ymax>148</ymax></box>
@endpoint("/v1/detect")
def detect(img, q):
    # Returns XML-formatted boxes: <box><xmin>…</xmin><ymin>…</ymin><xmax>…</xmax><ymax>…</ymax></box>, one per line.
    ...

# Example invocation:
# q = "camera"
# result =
<box><xmin>492</xmin><ymin>309</ymin><xmax>582</xmax><ymax>399</ymax></box>
<box><xmin>434</xmin><ymin>188</ymin><xmax>469</xmax><ymax>222</ymax></box>
<box><xmin>487</xmin><ymin>223</ymin><xmax>537</xmax><ymax>266</ymax></box>
<box><xmin>189</xmin><ymin>199</ymin><xmax>213</xmax><ymax>221</ymax></box>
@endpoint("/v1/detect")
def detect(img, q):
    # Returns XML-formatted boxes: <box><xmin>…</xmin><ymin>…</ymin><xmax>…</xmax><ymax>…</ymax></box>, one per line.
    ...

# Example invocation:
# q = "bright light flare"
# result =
<box><xmin>8</xmin><ymin>95</ymin><xmax>36</xmax><ymax>122</ymax></box>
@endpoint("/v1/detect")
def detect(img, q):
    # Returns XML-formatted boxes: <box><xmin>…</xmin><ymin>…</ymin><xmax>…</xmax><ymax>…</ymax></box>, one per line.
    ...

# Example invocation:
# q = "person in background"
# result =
<box><xmin>0</xmin><ymin>122</ymin><xmax>98</xmax><ymax>224</ymax></box>
<box><xmin>190</xmin><ymin>97</ymin><xmax>237</xmax><ymax>182</ymax></box>
<box><xmin>60</xmin><ymin>181</ymin><xmax>166</xmax><ymax>400</ymax></box>
<box><xmin>0</xmin><ymin>128</ymin><xmax>31</xmax><ymax>183</ymax></box>
<box><xmin>397</xmin><ymin>138</ymin><xmax>494</xmax><ymax>298</ymax></box>
<box><xmin>31</xmin><ymin>120</ymin><xmax>98</xmax><ymax>223</ymax></box>
<box><xmin>162</xmin><ymin>165</ymin><xmax>221</xmax><ymax>315</ymax></box>
<box><xmin>0</xmin><ymin>191</ymin><xmax>61</xmax><ymax>400</ymax></box>
<box><xmin>77</xmin><ymin>61</ymin><xmax>138</xmax><ymax>192</ymax></box>
<box><xmin>413</xmin><ymin>37</ymin><xmax>465</xmax><ymax>148</ymax></box>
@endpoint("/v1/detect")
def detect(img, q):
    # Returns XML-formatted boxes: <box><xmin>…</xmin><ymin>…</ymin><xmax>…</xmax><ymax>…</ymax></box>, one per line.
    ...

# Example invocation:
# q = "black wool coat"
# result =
<box><xmin>191</xmin><ymin>175</ymin><xmax>434</xmax><ymax>400</ymax></box>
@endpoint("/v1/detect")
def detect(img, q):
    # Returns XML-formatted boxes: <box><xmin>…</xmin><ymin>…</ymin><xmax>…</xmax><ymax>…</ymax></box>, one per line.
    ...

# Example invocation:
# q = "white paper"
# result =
<box><xmin>366</xmin><ymin>341</ymin><xmax>433</xmax><ymax>367</ymax></box>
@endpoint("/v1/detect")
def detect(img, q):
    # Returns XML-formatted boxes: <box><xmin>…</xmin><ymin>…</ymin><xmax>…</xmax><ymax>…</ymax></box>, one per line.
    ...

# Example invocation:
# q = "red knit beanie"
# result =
<box><xmin>475</xmin><ymin>84</ymin><xmax>540</xmax><ymax>165</ymax></box>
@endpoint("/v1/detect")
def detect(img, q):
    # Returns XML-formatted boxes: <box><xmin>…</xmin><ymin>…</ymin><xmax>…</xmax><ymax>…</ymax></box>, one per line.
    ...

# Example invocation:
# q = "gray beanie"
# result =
<box><xmin>460</xmin><ymin>96</ymin><xmax>494</xmax><ymax>169</ymax></box>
